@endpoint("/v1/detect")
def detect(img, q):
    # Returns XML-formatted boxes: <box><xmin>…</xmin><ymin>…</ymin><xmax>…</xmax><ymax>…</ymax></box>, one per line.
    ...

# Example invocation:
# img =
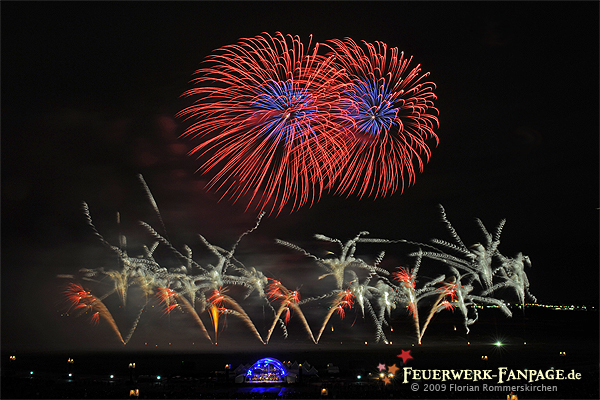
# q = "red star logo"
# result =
<box><xmin>397</xmin><ymin>349</ymin><xmax>413</xmax><ymax>363</ymax></box>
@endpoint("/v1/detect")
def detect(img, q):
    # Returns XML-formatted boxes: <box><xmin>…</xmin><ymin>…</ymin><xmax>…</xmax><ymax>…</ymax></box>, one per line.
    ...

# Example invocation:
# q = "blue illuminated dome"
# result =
<box><xmin>245</xmin><ymin>357</ymin><xmax>287</xmax><ymax>383</ymax></box>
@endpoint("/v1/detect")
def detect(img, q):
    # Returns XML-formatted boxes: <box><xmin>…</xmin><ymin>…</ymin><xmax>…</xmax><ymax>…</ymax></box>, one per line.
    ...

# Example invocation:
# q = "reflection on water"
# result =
<box><xmin>237</xmin><ymin>386</ymin><xmax>288</xmax><ymax>395</ymax></box>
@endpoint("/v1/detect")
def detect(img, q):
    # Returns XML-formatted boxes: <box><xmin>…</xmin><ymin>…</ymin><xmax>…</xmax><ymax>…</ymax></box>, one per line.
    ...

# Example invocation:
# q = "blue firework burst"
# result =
<box><xmin>345</xmin><ymin>78</ymin><xmax>399</xmax><ymax>137</ymax></box>
<box><xmin>250</xmin><ymin>79</ymin><xmax>319</xmax><ymax>144</ymax></box>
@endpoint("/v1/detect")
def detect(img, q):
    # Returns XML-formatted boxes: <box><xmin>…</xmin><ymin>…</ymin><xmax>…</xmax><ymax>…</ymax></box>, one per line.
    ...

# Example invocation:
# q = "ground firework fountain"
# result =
<box><xmin>58</xmin><ymin>176</ymin><xmax>535</xmax><ymax>346</ymax></box>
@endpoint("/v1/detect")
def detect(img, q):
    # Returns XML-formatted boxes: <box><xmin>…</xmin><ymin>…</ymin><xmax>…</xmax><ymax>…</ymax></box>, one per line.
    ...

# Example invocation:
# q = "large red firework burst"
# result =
<box><xmin>324</xmin><ymin>38</ymin><xmax>439</xmax><ymax>199</ymax></box>
<box><xmin>177</xmin><ymin>32</ymin><xmax>350</xmax><ymax>215</ymax></box>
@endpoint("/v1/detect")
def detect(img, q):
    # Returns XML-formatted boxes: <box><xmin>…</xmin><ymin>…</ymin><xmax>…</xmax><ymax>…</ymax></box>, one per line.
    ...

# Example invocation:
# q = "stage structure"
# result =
<box><xmin>243</xmin><ymin>358</ymin><xmax>288</xmax><ymax>383</ymax></box>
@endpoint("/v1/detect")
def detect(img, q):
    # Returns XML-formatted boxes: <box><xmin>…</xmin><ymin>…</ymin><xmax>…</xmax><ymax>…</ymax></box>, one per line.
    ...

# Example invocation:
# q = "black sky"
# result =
<box><xmin>2</xmin><ymin>1</ymin><xmax>598</xmax><ymax>353</ymax></box>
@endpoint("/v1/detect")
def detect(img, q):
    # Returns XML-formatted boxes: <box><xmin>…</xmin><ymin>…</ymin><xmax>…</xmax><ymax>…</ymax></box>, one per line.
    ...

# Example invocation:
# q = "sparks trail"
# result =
<box><xmin>62</xmin><ymin>283</ymin><xmax>125</xmax><ymax>344</ymax></box>
<box><xmin>209</xmin><ymin>288</ymin><xmax>265</xmax><ymax>344</ymax></box>
<box><xmin>418</xmin><ymin>278</ymin><xmax>457</xmax><ymax>344</ymax></box>
<box><xmin>417</xmin><ymin>204</ymin><xmax>505</xmax><ymax>290</ymax></box>
<box><xmin>276</xmin><ymin>231</ymin><xmax>391</xmax><ymax>291</ymax></box>
<box><xmin>178</xmin><ymin>291</ymin><xmax>213</xmax><ymax>343</ymax></box>
<box><xmin>265</xmin><ymin>280</ymin><xmax>316</xmax><ymax>344</ymax></box>
<box><xmin>157</xmin><ymin>286</ymin><xmax>213</xmax><ymax>343</ymax></box>
<box><xmin>315</xmin><ymin>288</ymin><xmax>354</xmax><ymax>343</ymax></box>
<box><xmin>393</xmin><ymin>263</ymin><xmax>422</xmax><ymax>342</ymax></box>
<box><xmin>124</xmin><ymin>306</ymin><xmax>145</xmax><ymax>344</ymax></box>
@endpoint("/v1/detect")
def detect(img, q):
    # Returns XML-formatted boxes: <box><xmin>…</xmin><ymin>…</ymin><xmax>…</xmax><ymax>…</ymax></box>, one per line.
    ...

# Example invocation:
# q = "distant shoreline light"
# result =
<box><xmin>502</xmin><ymin>304</ymin><xmax>594</xmax><ymax>311</ymax></box>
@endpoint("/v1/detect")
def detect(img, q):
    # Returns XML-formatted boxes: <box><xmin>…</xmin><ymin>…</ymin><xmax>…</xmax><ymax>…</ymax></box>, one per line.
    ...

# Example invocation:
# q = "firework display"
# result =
<box><xmin>58</xmin><ymin>177</ymin><xmax>534</xmax><ymax>346</ymax></box>
<box><xmin>177</xmin><ymin>32</ymin><xmax>351</xmax><ymax>216</ymax></box>
<box><xmin>324</xmin><ymin>38</ymin><xmax>439</xmax><ymax>199</ymax></box>
<box><xmin>177</xmin><ymin>33</ymin><xmax>439</xmax><ymax>215</ymax></box>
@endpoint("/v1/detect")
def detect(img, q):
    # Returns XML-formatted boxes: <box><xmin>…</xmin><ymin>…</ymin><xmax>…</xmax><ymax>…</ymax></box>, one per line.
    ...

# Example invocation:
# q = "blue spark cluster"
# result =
<box><xmin>251</xmin><ymin>80</ymin><xmax>318</xmax><ymax>143</ymax></box>
<box><xmin>345</xmin><ymin>78</ymin><xmax>398</xmax><ymax>137</ymax></box>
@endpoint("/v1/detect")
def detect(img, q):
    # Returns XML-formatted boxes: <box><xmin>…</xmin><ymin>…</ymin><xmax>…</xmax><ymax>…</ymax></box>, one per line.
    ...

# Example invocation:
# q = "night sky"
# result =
<box><xmin>2</xmin><ymin>2</ymin><xmax>598</xmax><ymax>353</ymax></box>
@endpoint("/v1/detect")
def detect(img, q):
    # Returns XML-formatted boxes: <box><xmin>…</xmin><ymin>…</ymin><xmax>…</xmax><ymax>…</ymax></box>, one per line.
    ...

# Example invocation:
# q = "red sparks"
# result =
<box><xmin>406</xmin><ymin>302</ymin><xmax>418</xmax><ymax>318</ymax></box>
<box><xmin>64</xmin><ymin>283</ymin><xmax>90</xmax><ymax>305</ymax></box>
<box><xmin>435</xmin><ymin>280</ymin><xmax>460</xmax><ymax>313</ymax></box>
<box><xmin>163</xmin><ymin>304</ymin><xmax>178</xmax><ymax>315</ymax></box>
<box><xmin>446</xmin><ymin>288</ymin><xmax>458</xmax><ymax>302</ymax></box>
<box><xmin>393</xmin><ymin>267</ymin><xmax>415</xmax><ymax>288</ymax></box>
<box><xmin>283</xmin><ymin>307</ymin><xmax>292</xmax><ymax>324</ymax></box>
<box><xmin>156</xmin><ymin>287</ymin><xmax>178</xmax><ymax>315</ymax></box>
<box><xmin>266</xmin><ymin>280</ymin><xmax>299</xmax><ymax>304</ymax></box>
<box><xmin>334</xmin><ymin>289</ymin><xmax>354</xmax><ymax>319</ymax></box>
<box><xmin>438</xmin><ymin>281</ymin><xmax>459</xmax><ymax>301</ymax></box>
<box><xmin>156</xmin><ymin>287</ymin><xmax>176</xmax><ymax>303</ymax></box>
<box><xmin>63</xmin><ymin>283</ymin><xmax>96</xmax><ymax>313</ymax></box>
<box><xmin>441</xmin><ymin>300</ymin><xmax>455</xmax><ymax>312</ymax></box>
<box><xmin>290</xmin><ymin>290</ymin><xmax>301</xmax><ymax>304</ymax></box>
<box><xmin>62</xmin><ymin>283</ymin><xmax>107</xmax><ymax>325</ymax></box>
<box><xmin>342</xmin><ymin>288</ymin><xmax>355</xmax><ymax>305</ymax></box>
<box><xmin>335</xmin><ymin>300</ymin><xmax>353</xmax><ymax>319</ymax></box>
<box><xmin>208</xmin><ymin>288</ymin><xmax>225</xmax><ymax>307</ymax></box>
<box><xmin>266</xmin><ymin>281</ymin><xmax>286</xmax><ymax>301</ymax></box>
<box><xmin>266</xmin><ymin>280</ymin><xmax>301</xmax><ymax>325</ymax></box>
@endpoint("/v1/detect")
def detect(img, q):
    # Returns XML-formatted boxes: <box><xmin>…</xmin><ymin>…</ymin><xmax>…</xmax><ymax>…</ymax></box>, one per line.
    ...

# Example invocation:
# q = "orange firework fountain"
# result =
<box><xmin>208</xmin><ymin>288</ymin><xmax>265</xmax><ymax>344</ymax></box>
<box><xmin>156</xmin><ymin>287</ymin><xmax>212</xmax><ymax>343</ymax></box>
<box><xmin>315</xmin><ymin>288</ymin><xmax>354</xmax><ymax>343</ymax></box>
<box><xmin>63</xmin><ymin>283</ymin><xmax>125</xmax><ymax>344</ymax></box>
<box><xmin>265</xmin><ymin>280</ymin><xmax>315</xmax><ymax>344</ymax></box>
